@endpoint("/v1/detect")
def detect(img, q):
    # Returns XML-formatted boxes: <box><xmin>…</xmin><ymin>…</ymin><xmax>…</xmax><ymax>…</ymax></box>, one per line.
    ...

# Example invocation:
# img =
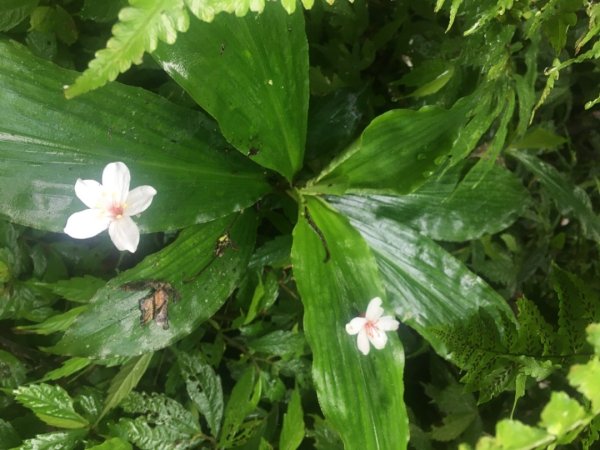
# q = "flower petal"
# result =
<box><xmin>365</xmin><ymin>296</ymin><xmax>384</xmax><ymax>321</ymax></box>
<box><xmin>126</xmin><ymin>185</ymin><xmax>157</xmax><ymax>216</ymax></box>
<box><xmin>102</xmin><ymin>162</ymin><xmax>130</xmax><ymax>203</ymax></box>
<box><xmin>377</xmin><ymin>316</ymin><xmax>400</xmax><ymax>331</ymax></box>
<box><xmin>108</xmin><ymin>216</ymin><xmax>140</xmax><ymax>252</ymax></box>
<box><xmin>356</xmin><ymin>330</ymin><xmax>371</xmax><ymax>355</ymax></box>
<box><xmin>74</xmin><ymin>179</ymin><xmax>103</xmax><ymax>208</ymax></box>
<box><xmin>345</xmin><ymin>317</ymin><xmax>367</xmax><ymax>335</ymax></box>
<box><xmin>368</xmin><ymin>327</ymin><xmax>388</xmax><ymax>350</ymax></box>
<box><xmin>64</xmin><ymin>209</ymin><xmax>110</xmax><ymax>239</ymax></box>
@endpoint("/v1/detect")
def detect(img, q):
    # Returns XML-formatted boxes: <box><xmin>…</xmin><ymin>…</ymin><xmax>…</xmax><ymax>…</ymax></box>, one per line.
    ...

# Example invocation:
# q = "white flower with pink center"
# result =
<box><xmin>64</xmin><ymin>162</ymin><xmax>156</xmax><ymax>253</ymax></box>
<box><xmin>345</xmin><ymin>297</ymin><xmax>399</xmax><ymax>355</ymax></box>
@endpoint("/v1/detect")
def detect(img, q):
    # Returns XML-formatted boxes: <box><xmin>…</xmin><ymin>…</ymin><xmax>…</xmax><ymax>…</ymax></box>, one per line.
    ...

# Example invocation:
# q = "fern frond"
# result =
<box><xmin>64</xmin><ymin>0</ymin><xmax>189</xmax><ymax>99</ymax></box>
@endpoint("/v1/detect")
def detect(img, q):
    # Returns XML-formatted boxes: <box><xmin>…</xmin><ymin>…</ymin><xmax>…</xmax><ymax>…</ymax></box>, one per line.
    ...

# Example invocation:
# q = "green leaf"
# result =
<box><xmin>0</xmin><ymin>40</ymin><xmax>269</xmax><ymax>233</ymax></box>
<box><xmin>184</xmin><ymin>0</ymin><xmax>267</xmax><ymax>22</ymax></box>
<box><xmin>0</xmin><ymin>350</ymin><xmax>27</xmax><ymax>389</ymax></box>
<box><xmin>339</xmin><ymin>163</ymin><xmax>529</xmax><ymax>242</ymax></box>
<box><xmin>328</xmin><ymin>195</ymin><xmax>515</xmax><ymax>358</ymax></box>
<box><xmin>177</xmin><ymin>351</ymin><xmax>223</xmax><ymax>437</ymax></box>
<box><xmin>64</xmin><ymin>0</ymin><xmax>189</xmax><ymax>98</ymax></box>
<box><xmin>492</xmin><ymin>420</ymin><xmax>550</xmax><ymax>448</ymax></box>
<box><xmin>511</xmin><ymin>127</ymin><xmax>567</xmax><ymax>151</ymax></box>
<box><xmin>43</xmin><ymin>276</ymin><xmax>106</xmax><ymax>303</ymax></box>
<box><xmin>115</xmin><ymin>391</ymin><xmax>201</xmax><ymax>449</ymax></box>
<box><xmin>570</xmin><ymin>358</ymin><xmax>600</xmax><ymax>413</ymax></box>
<box><xmin>291</xmin><ymin>196</ymin><xmax>408</xmax><ymax>449</ymax></box>
<box><xmin>50</xmin><ymin>211</ymin><xmax>256</xmax><ymax>358</ymax></box>
<box><xmin>279</xmin><ymin>388</ymin><xmax>305</xmax><ymax>450</ymax></box>
<box><xmin>539</xmin><ymin>392</ymin><xmax>587</xmax><ymax>441</ymax></box>
<box><xmin>509</xmin><ymin>150</ymin><xmax>600</xmax><ymax>244</ymax></box>
<box><xmin>17</xmin><ymin>306</ymin><xmax>87</xmax><ymax>335</ymax></box>
<box><xmin>154</xmin><ymin>1</ymin><xmax>309</xmax><ymax>180</ymax></box>
<box><xmin>13</xmin><ymin>383</ymin><xmax>89</xmax><ymax>429</ymax></box>
<box><xmin>85</xmin><ymin>437</ymin><xmax>132</xmax><ymax>450</ymax></box>
<box><xmin>248</xmin><ymin>330</ymin><xmax>306</xmax><ymax>358</ymax></box>
<box><xmin>98</xmin><ymin>353</ymin><xmax>154</xmax><ymax>422</ymax></box>
<box><xmin>0</xmin><ymin>0</ymin><xmax>39</xmax><ymax>31</ymax></box>
<box><xmin>306</xmin><ymin>99</ymin><xmax>469</xmax><ymax>195</ymax></box>
<box><xmin>219</xmin><ymin>367</ymin><xmax>261</xmax><ymax>447</ymax></box>
<box><xmin>0</xmin><ymin>418</ymin><xmax>20</xmax><ymax>449</ymax></box>
<box><xmin>586</xmin><ymin>323</ymin><xmax>600</xmax><ymax>354</ymax></box>
<box><xmin>14</xmin><ymin>429</ymin><xmax>87</xmax><ymax>450</ymax></box>
<box><xmin>40</xmin><ymin>357</ymin><xmax>91</xmax><ymax>382</ymax></box>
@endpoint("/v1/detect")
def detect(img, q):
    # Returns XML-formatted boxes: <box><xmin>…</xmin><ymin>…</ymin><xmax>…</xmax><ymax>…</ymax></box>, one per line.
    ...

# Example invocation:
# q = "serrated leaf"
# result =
<box><xmin>570</xmin><ymin>358</ymin><xmax>600</xmax><ymax>413</ymax></box>
<box><xmin>40</xmin><ymin>357</ymin><xmax>91</xmax><ymax>382</ymax></box>
<box><xmin>13</xmin><ymin>383</ymin><xmax>88</xmax><ymax>429</ymax></box>
<box><xmin>219</xmin><ymin>367</ymin><xmax>261</xmax><ymax>447</ymax></box>
<box><xmin>65</xmin><ymin>0</ymin><xmax>189</xmax><ymax>98</ymax></box>
<box><xmin>184</xmin><ymin>0</ymin><xmax>267</xmax><ymax>22</ymax></box>
<box><xmin>492</xmin><ymin>420</ymin><xmax>550</xmax><ymax>448</ymax></box>
<box><xmin>51</xmin><ymin>212</ymin><xmax>256</xmax><ymax>358</ymax></box>
<box><xmin>15</xmin><ymin>429</ymin><xmax>87</xmax><ymax>450</ymax></box>
<box><xmin>0</xmin><ymin>350</ymin><xmax>27</xmax><ymax>389</ymax></box>
<box><xmin>178</xmin><ymin>351</ymin><xmax>223</xmax><ymax>437</ymax></box>
<box><xmin>328</xmin><ymin>195</ymin><xmax>515</xmax><ymax>358</ymax></box>
<box><xmin>86</xmin><ymin>437</ymin><xmax>132</xmax><ymax>450</ymax></box>
<box><xmin>98</xmin><ymin>353</ymin><xmax>153</xmax><ymax>422</ymax></box>
<box><xmin>306</xmin><ymin>99</ymin><xmax>469</xmax><ymax>195</ymax></box>
<box><xmin>586</xmin><ymin>323</ymin><xmax>600</xmax><ymax>354</ymax></box>
<box><xmin>279</xmin><ymin>388</ymin><xmax>304</xmax><ymax>450</ymax></box>
<box><xmin>0</xmin><ymin>418</ymin><xmax>20</xmax><ymax>449</ymax></box>
<box><xmin>540</xmin><ymin>392</ymin><xmax>587</xmax><ymax>440</ymax></box>
<box><xmin>154</xmin><ymin>1</ymin><xmax>309</xmax><ymax>180</ymax></box>
<box><xmin>291</xmin><ymin>196</ymin><xmax>408</xmax><ymax>449</ymax></box>
<box><xmin>510</xmin><ymin>151</ymin><xmax>600</xmax><ymax>244</ymax></box>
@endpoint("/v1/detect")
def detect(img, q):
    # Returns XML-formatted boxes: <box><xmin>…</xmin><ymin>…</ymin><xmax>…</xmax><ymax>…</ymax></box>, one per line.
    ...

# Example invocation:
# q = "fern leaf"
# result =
<box><xmin>184</xmin><ymin>0</ymin><xmax>266</xmax><ymax>22</ymax></box>
<box><xmin>64</xmin><ymin>0</ymin><xmax>189</xmax><ymax>99</ymax></box>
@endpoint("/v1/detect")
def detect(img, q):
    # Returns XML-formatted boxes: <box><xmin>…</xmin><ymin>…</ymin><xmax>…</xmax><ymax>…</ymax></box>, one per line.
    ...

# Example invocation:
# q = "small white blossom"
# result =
<box><xmin>64</xmin><ymin>162</ymin><xmax>156</xmax><ymax>253</ymax></box>
<box><xmin>345</xmin><ymin>297</ymin><xmax>399</xmax><ymax>355</ymax></box>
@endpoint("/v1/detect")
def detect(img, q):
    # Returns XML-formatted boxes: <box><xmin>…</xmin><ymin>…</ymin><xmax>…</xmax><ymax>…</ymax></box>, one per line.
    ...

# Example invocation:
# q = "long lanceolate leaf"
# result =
<box><xmin>51</xmin><ymin>211</ymin><xmax>256</xmax><ymax>357</ymax></box>
<box><xmin>154</xmin><ymin>1</ymin><xmax>309</xmax><ymax>180</ymax></box>
<box><xmin>64</xmin><ymin>0</ymin><xmax>189</xmax><ymax>99</ymax></box>
<box><xmin>329</xmin><ymin>195</ymin><xmax>515</xmax><ymax>358</ymax></box>
<box><xmin>0</xmin><ymin>41</ymin><xmax>269</xmax><ymax>233</ymax></box>
<box><xmin>292</xmin><ymin>196</ymin><xmax>408</xmax><ymax>449</ymax></box>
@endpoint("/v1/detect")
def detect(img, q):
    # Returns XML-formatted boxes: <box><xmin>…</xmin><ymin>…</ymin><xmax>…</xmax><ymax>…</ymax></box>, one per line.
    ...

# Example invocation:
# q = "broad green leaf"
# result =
<box><xmin>40</xmin><ymin>357</ymin><xmax>91</xmax><ymax>382</ymax></box>
<box><xmin>219</xmin><ymin>367</ymin><xmax>261</xmax><ymax>447</ymax></box>
<box><xmin>42</xmin><ymin>276</ymin><xmax>106</xmax><ymax>303</ymax></box>
<box><xmin>291</xmin><ymin>196</ymin><xmax>408</xmax><ymax>449</ymax></box>
<box><xmin>248</xmin><ymin>330</ymin><xmax>306</xmax><ymax>358</ymax></box>
<box><xmin>0</xmin><ymin>350</ymin><xmax>27</xmax><ymax>389</ymax></box>
<box><xmin>570</xmin><ymin>358</ymin><xmax>600</xmax><ymax>413</ymax></box>
<box><xmin>86</xmin><ymin>437</ymin><xmax>132</xmax><ymax>450</ymax></box>
<box><xmin>492</xmin><ymin>420</ymin><xmax>550</xmax><ymax>449</ymax></box>
<box><xmin>98</xmin><ymin>353</ymin><xmax>154</xmax><ymax>422</ymax></box>
<box><xmin>64</xmin><ymin>0</ymin><xmax>189</xmax><ymax>98</ymax></box>
<box><xmin>0</xmin><ymin>40</ymin><xmax>269</xmax><ymax>233</ymax></box>
<box><xmin>586</xmin><ymin>323</ymin><xmax>600</xmax><ymax>354</ymax></box>
<box><xmin>154</xmin><ymin>1</ymin><xmax>308</xmax><ymax>180</ymax></box>
<box><xmin>540</xmin><ymin>392</ymin><xmax>587</xmax><ymax>440</ymax></box>
<box><xmin>279</xmin><ymin>388</ymin><xmax>304</xmax><ymax>450</ymax></box>
<box><xmin>13</xmin><ymin>383</ymin><xmax>88</xmax><ymax>429</ymax></box>
<box><xmin>329</xmin><ymin>195</ymin><xmax>515</xmax><ymax>357</ymax></box>
<box><xmin>115</xmin><ymin>391</ymin><xmax>202</xmax><ymax>449</ymax></box>
<box><xmin>178</xmin><ymin>351</ymin><xmax>224</xmax><ymax>437</ymax></box>
<box><xmin>339</xmin><ymin>163</ymin><xmax>529</xmax><ymax>242</ymax></box>
<box><xmin>17</xmin><ymin>306</ymin><xmax>87</xmax><ymax>335</ymax></box>
<box><xmin>306</xmin><ymin>99</ymin><xmax>469</xmax><ymax>195</ymax></box>
<box><xmin>0</xmin><ymin>0</ymin><xmax>38</xmax><ymax>32</ymax></box>
<box><xmin>511</xmin><ymin>127</ymin><xmax>567</xmax><ymax>150</ymax></box>
<box><xmin>509</xmin><ymin>150</ymin><xmax>600</xmax><ymax>244</ymax></box>
<box><xmin>14</xmin><ymin>430</ymin><xmax>87</xmax><ymax>450</ymax></box>
<box><xmin>0</xmin><ymin>419</ymin><xmax>20</xmax><ymax>450</ymax></box>
<box><xmin>51</xmin><ymin>212</ymin><xmax>256</xmax><ymax>357</ymax></box>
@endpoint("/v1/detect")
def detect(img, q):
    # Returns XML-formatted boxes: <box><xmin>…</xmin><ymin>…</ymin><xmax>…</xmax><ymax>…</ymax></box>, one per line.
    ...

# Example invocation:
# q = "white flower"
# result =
<box><xmin>345</xmin><ymin>297</ymin><xmax>399</xmax><ymax>355</ymax></box>
<box><xmin>64</xmin><ymin>162</ymin><xmax>156</xmax><ymax>253</ymax></box>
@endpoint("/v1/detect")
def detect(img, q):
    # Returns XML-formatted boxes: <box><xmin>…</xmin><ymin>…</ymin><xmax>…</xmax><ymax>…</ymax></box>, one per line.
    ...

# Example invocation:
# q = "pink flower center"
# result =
<box><xmin>364</xmin><ymin>320</ymin><xmax>377</xmax><ymax>337</ymax></box>
<box><xmin>108</xmin><ymin>203</ymin><xmax>125</xmax><ymax>219</ymax></box>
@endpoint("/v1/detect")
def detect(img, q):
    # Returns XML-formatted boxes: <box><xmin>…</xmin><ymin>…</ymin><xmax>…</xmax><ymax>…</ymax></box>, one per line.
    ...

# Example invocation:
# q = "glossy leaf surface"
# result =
<box><xmin>292</xmin><ymin>196</ymin><xmax>408</xmax><ymax>449</ymax></box>
<box><xmin>0</xmin><ymin>40</ymin><xmax>268</xmax><ymax>233</ymax></box>
<box><xmin>307</xmin><ymin>100</ymin><xmax>469</xmax><ymax>195</ymax></box>
<box><xmin>330</xmin><ymin>195</ymin><xmax>515</xmax><ymax>356</ymax></box>
<box><xmin>154</xmin><ymin>2</ymin><xmax>309</xmax><ymax>180</ymax></box>
<box><xmin>51</xmin><ymin>212</ymin><xmax>256</xmax><ymax>357</ymax></box>
<box><xmin>341</xmin><ymin>163</ymin><xmax>529</xmax><ymax>242</ymax></box>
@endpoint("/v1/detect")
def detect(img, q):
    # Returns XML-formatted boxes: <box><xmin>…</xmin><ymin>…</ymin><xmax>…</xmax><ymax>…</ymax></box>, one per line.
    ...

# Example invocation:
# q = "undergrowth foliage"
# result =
<box><xmin>0</xmin><ymin>0</ymin><xmax>599</xmax><ymax>449</ymax></box>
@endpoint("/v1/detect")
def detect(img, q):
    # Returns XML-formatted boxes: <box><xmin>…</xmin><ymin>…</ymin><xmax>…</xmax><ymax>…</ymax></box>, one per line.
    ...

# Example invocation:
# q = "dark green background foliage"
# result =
<box><xmin>0</xmin><ymin>0</ymin><xmax>599</xmax><ymax>449</ymax></box>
